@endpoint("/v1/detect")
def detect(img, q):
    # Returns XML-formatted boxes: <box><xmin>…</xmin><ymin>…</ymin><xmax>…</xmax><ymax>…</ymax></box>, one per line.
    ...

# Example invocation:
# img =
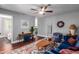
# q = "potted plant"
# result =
<box><xmin>29</xmin><ymin>26</ymin><xmax>35</xmax><ymax>34</ymax></box>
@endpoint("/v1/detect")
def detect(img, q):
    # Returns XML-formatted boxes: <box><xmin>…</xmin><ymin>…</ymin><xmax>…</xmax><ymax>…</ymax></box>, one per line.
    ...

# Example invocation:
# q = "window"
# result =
<box><xmin>0</xmin><ymin>14</ymin><xmax>13</xmax><ymax>41</ymax></box>
<box><xmin>35</xmin><ymin>17</ymin><xmax>38</xmax><ymax>27</ymax></box>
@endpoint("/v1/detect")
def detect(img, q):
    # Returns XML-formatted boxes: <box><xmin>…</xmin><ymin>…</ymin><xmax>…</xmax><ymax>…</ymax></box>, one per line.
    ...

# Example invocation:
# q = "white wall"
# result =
<box><xmin>0</xmin><ymin>8</ymin><xmax>35</xmax><ymax>41</ymax></box>
<box><xmin>38</xmin><ymin>11</ymin><xmax>79</xmax><ymax>36</ymax></box>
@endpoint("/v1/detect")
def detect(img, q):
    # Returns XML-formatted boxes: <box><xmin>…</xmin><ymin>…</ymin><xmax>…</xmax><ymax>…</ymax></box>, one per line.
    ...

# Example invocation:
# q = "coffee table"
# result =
<box><xmin>31</xmin><ymin>39</ymin><xmax>50</xmax><ymax>54</ymax></box>
<box><xmin>36</xmin><ymin>39</ymin><xmax>50</xmax><ymax>50</ymax></box>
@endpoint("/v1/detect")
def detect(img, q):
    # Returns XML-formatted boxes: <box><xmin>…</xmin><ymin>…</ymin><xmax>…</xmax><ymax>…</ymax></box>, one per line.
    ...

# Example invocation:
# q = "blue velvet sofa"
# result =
<box><xmin>44</xmin><ymin>35</ymin><xmax>79</xmax><ymax>54</ymax></box>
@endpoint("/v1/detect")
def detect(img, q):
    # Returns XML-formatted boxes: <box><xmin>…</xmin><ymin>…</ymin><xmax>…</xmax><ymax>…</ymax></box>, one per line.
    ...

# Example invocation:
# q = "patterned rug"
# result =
<box><xmin>0</xmin><ymin>42</ymin><xmax>36</xmax><ymax>54</ymax></box>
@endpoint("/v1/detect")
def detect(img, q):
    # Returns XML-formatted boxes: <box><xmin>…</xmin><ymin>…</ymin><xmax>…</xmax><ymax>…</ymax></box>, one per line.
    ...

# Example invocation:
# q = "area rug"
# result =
<box><xmin>0</xmin><ymin>42</ymin><xmax>36</xmax><ymax>54</ymax></box>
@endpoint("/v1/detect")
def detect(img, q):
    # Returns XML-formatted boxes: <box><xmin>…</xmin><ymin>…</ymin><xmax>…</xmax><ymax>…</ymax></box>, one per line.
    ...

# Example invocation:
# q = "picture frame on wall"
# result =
<box><xmin>57</xmin><ymin>21</ymin><xmax>65</xmax><ymax>28</ymax></box>
<box><xmin>21</xmin><ymin>20</ymin><xmax>29</xmax><ymax>29</ymax></box>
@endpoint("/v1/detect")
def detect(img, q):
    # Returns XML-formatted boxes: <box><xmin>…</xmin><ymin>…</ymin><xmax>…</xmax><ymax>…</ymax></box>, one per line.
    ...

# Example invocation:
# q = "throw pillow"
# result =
<box><xmin>67</xmin><ymin>37</ymin><xmax>76</xmax><ymax>45</ymax></box>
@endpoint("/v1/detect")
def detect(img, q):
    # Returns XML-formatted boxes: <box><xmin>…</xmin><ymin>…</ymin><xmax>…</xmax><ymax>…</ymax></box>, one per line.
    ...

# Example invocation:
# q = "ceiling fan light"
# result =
<box><xmin>39</xmin><ymin>11</ymin><xmax>44</xmax><ymax>15</ymax></box>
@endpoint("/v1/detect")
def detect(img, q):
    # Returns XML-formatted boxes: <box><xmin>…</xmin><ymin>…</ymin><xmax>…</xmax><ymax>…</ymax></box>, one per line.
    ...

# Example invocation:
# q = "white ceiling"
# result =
<box><xmin>0</xmin><ymin>4</ymin><xmax>79</xmax><ymax>17</ymax></box>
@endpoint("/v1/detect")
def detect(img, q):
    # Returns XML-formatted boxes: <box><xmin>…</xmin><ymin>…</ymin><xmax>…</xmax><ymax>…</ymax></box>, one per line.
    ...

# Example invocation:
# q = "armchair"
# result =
<box><xmin>53</xmin><ymin>32</ymin><xmax>63</xmax><ymax>43</ymax></box>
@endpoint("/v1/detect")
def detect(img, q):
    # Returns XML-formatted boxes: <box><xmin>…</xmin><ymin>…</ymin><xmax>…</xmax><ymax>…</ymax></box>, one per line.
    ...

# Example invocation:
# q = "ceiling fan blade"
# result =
<box><xmin>45</xmin><ymin>11</ymin><xmax>53</xmax><ymax>13</ymax></box>
<box><xmin>32</xmin><ymin>11</ymin><xmax>38</xmax><ymax>14</ymax></box>
<box><xmin>40</xmin><ymin>6</ymin><xmax>43</xmax><ymax>9</ymax></box>
<box><xmin>47</xmin><ymin>4</ymin><xmax>51</xmax><ymax>6</ymax></box>
<box><xmin>31</xmin><ymin>8</ymin><xmax>38</xmax><ymax>11</ymax></box>
<box><xmin>44</xmin><ymin>6</ymin><xmax>48</xmax><ymax>10</ymax></box>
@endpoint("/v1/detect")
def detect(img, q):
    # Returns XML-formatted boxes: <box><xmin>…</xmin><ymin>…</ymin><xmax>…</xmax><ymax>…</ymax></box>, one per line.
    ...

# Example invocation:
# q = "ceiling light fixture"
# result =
<box><xmin>39</xmin><ymin>11</ymin><xmax>45</xmax><ymax>15</ymax></box>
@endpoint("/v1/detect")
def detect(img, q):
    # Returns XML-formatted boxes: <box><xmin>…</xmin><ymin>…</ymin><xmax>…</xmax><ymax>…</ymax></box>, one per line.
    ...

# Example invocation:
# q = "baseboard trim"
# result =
<box><xmin>11</xmin><ymin>39</ymin><xmax>24</xmax><ymax>44</ymax></box>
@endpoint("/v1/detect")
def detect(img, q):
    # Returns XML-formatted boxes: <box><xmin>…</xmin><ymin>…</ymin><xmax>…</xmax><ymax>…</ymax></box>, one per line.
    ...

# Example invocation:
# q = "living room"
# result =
<box><xmin>0</xmin><ymin>4</ymin><xmax>79</xmax><ymax>54</ymax></box>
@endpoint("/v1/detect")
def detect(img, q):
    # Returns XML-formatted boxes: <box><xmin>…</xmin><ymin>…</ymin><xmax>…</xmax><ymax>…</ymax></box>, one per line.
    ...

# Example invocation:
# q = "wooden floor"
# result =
<box><xmin>12</xmin><ymin>41</ymin><xmax>34</xmax><ymax>49</ymax></box>
<box><xmin>0</xmin><ymin>40</ymin><xmax>34</xmax><ymax>52</ymax></box>
<box><xmin>0</xmin><ymin>36</ymin><xmax>44</xmax><ymax>52</ymax></box>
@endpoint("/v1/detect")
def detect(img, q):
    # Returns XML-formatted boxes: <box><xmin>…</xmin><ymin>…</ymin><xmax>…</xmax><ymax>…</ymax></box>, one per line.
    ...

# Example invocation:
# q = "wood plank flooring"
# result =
<box><xmin>0</xmin><ymin>36</ymin><xmax>44</xmax><ymax>52</ymax></box>
<box><xmin>0</xmin><ymin>40</ymin><xmax>34</xmax><ymax>52</ymax></box>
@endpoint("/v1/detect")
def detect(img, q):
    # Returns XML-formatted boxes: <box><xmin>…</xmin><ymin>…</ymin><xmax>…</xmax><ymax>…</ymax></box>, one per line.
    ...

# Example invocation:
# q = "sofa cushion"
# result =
<box><xmin>68</xmin><ymin>38</ymin><xmax>76</xmax><ymax>45</ymax></box>
<box><xmin>64</xmin><ymin>35</ymin><xmax>77</xmax><ymax>41</ymax></box>
<box><xmin>64</xmin><ymin>36</ymin><xmax>70</xmax><ymax>41</ymax></box>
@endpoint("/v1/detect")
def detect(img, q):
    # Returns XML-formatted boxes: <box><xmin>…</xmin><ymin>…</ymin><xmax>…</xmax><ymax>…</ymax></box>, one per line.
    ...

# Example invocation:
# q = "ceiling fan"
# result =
<box><xmin>31</xmin><ymin>4</ymin><xmax>53</xmax><ymax>15</ymax></box>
